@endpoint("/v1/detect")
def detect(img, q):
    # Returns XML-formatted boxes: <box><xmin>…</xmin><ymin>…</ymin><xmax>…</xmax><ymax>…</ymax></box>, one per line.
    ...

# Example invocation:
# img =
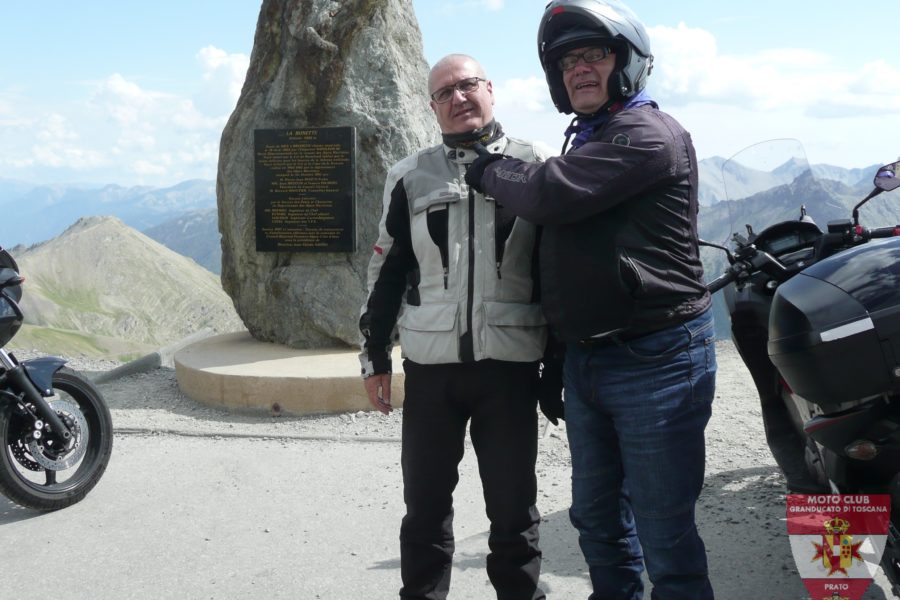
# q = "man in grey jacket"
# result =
<box><xmin>358</xmin><ymin>54</ymin><xmax>560</xmax><ymax>600</ymax></box>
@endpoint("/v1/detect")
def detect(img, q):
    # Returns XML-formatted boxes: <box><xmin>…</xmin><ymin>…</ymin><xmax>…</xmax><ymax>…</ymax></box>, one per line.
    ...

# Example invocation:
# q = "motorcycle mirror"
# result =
<box><xmin>874</xmin><ymin>160</ymin><xmax>899</xmax><ymax>192</ymax></box>
<box><xmin>698</xmin><ymin>238</ymin><xmax>734</xmax><ymax>263</ymax></box>
<box><xmin>853</xmin><ymin>160</ymin><xmax>900</xmax><ymax>225</ymax></box>
<box><xmin>798</xmin><ymin>204</ymin><xmax>817</xmax><ymax>225</ymax></box>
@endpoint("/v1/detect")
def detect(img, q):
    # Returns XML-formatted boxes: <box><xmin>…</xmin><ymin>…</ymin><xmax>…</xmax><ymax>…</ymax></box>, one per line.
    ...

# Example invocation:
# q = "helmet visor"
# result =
<box><xmin>544</xmin><ymin>25</ymin><xmax>614</xmax><ymax>67</ymax></box>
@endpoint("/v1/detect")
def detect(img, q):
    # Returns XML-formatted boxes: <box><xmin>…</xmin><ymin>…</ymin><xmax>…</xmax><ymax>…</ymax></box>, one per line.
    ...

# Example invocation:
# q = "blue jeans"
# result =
<box><xmin>564</xmin><ymin>309</ymin><xmax>717</xmax><ymax>600</ymax></box>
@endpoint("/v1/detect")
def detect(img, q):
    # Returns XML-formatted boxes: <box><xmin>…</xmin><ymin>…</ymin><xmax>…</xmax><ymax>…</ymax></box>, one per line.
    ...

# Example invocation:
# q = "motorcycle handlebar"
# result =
<box><xmin>865</xmin><ymin>225</ymin><xmax>900</xmax><ymax>239</ymax></box>
<box><xmin>706</xmin><ymin>271</ymin><xmax>736</xmax><ymax>294</ymax></box>
<box><xmin>706</xmin><ymin>225</ymin><xmax>900</xmax><ymax>296</ymax></box>
<box><xmin>705</xmin><ymin>247</ymin><xmax>787</xmax><ymax>295</ymax></box>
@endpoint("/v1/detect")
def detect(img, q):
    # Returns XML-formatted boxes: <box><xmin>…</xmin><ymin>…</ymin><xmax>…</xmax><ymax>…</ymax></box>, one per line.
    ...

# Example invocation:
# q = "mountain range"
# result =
<box><xmin>1</xmin><ymin>151</ymin><xmax>896</xmax><ymax>356</ymax></box>
<box><xmin>698</xmin><ymin>153</ymin><xmax>900</xmax><ymax>339</ymax></box>
<box><xmin>0</xmin><ymin>177</ymin><xmax>216</xmax><ymax>245</ymax></box>
<box><xmin>142</xmin><ymin>207</ymin><xmax>221</xmax><ymax>274</ymax></box>
<box><xmin>0</xmin><ymin>155</ymin><xmax>889</xmax><ymax>273</ymax></box>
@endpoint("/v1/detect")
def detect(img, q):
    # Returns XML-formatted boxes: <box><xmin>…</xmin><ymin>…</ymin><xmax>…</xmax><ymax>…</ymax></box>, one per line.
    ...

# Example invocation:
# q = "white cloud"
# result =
<box><xmin>486</xmin><ymin>22</ymin><xmax>900</xmax><ymax>168</ymax></box>
<box><xmin>811</xmin><ymin>59</ymin><xmax>900</xmax><ymax>117</ymax></box>
<box><xmin>646</xmin><ymin>23</ymin><xmax>900</xmax><ymax>118</ymax></box>
<box><xmin>29</xmin><ymin>114</ymin><xmax>106</xmax><ymax>169</ymax></box>
<box><xmin>36</xmin><ymin>113</ymin><xmax>79</xmax><ymax>143</ymax></box>
<box><xmin>490</xmin><ymin>76</ymin><xmax>570</xmax><ymax>151</ymax></box>
<box><xmin>104</xmin><ymin>75</ymin><xmax>156</xmax><ymax>116</ymax></box>
<box><xmin>132</xmin><ymin>157</ymin><xmax>170</xmax><ymax>177</ymax></box>
<box><xmin>493</xmin><ymin>76</ymin><xmax>552</xmax><ymax>113</ymax></box>
<box><xmin>193</xmin><ymin>45</ymin><xmax>250</xmax><ymax>117</ymax></box>
<box><xmin>0</xmin><ymin>63</ymin><xmax>244</xmax><ymax>185</ymax></box>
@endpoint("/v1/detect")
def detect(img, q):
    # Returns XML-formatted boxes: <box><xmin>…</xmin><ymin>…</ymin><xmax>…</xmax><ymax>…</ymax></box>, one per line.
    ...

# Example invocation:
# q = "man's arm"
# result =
<box><xmin>359</xmin><ymin>170</ymin><xmax>417</xmax><ymax>413</ymax></box>
<box><xmin>476</xmin><ymin>113</ymin><xmax>675</xmax><ymax>225</ymax></box>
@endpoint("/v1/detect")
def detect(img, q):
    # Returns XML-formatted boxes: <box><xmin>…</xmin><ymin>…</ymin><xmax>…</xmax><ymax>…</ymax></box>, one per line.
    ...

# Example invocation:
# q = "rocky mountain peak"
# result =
<box><xmin>11</xmin><ymin>216</ymin><xmax>243</xmax><ymax>359</ymax></box>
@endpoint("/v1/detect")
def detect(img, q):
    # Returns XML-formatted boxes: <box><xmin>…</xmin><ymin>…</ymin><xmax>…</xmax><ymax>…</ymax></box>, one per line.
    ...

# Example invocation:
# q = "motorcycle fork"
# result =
<box><xmin>0</xmin><ymin>351</ymin><xmax>72</xmax><ymax>443</ymax></box>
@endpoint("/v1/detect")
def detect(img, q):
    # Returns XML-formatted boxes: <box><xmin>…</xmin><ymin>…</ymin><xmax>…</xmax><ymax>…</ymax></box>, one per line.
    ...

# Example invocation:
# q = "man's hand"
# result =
<box><xmin>537</xmin><ymin>336</ymin><xmax>565</xmax><ymax>426</ymax></box>
<box><xmin>465</xmin><ymin>144</ymin><xmax>505</xmax><ymax>193</ymax></box>
<box><xmin>364</xmin><ymin>373</ymin><xmax>393</xmax><ymax>415</ymax></box>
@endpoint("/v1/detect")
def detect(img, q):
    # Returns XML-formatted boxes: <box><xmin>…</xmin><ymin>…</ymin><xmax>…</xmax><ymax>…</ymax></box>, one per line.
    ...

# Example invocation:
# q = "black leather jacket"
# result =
<box><xmin>480</xmin><ymin>103</ymin><xmax>711</xmax><ymax>342</ymax></box>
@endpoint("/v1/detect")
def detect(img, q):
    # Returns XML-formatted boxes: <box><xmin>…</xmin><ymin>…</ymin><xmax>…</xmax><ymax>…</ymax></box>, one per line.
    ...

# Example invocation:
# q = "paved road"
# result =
<box><xmin>0</xmin><ymin>428</ymin><xmax>894</xmax><ymax>599</ymax></box>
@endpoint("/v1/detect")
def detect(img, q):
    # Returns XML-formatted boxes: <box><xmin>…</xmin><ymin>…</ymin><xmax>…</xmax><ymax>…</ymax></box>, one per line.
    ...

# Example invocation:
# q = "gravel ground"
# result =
<box><xmin>72</xmin><ymin>341</ymin><xmax>770</xmax><ymax>471</ymax></box>
<box><xmin>7</xmin><ymin>341</ymin><xmax>896</xmax><ymax>598</ymax></box>
<box><xmin>39</xmin><ymin>342</ymin><xmax>778</xmax><ymax>480</ymax></box>
<box><xmin>18</xmin><ymin>341</ymin><xmax>757</xmax><ymax>443</ymax></box>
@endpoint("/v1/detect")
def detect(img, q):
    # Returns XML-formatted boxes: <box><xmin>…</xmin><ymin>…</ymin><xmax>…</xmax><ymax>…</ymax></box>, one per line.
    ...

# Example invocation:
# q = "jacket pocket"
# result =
<box><xmin>618</xmin><ymin>248</ymin><xmax>643</xmax><ymax>297</ymax></box>
<box><xmin>397</xmin><ymin>302</ymin><xmax>459</xmax><ymax>364</ymax></box>
<box><xmin>411</xmin><ymin>189</ymin><xmax>461</xmax><ymax>215</ymax></box>
<box><xmin>412</xmin><ymin>191</ymin><xmax>461</xmax><ymax>290</ymax></box>
<box><xmin>482</xmin><ymin>301</ymin><xmax>547</xmax><ymax>361</ymax></box>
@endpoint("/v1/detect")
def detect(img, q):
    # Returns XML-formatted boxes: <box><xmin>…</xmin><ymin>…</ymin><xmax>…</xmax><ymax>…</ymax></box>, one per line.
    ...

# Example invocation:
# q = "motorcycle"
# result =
<box><xmin>0</xmin><ymin>246</ymin><xmax>113</xmax><ymax>510</ymax></box>
<box><xmin>701</xmin><ymin>140</ymin><xmax>900</xmax><ymax>592</ymax></box>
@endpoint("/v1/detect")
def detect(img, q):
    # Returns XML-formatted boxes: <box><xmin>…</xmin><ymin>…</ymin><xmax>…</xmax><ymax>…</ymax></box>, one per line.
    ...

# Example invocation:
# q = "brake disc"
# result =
<box><xmin>27</xmin><ymin>398</ymin><xmax>89</xmax><ymax>470</ymax></box>
<box><xmin>10</xmin><ymin>438</ymin><xmax>42</xmax><ymax>471</ymax></box>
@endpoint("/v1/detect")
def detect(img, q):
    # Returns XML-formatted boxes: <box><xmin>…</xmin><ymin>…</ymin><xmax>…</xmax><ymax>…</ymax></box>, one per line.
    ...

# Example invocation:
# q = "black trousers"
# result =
<box><xmin>399</xmin><ymin>359</ymin><xmax>545</xmax><ymax>600</ymax></box>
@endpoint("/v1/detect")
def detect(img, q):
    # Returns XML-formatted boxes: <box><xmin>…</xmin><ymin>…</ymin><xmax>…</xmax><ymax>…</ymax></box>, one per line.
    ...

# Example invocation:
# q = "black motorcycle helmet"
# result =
<box><xmin>538</xmin><ymin>0</ymin><xmax>653</xmax><ymax>114</ymax></box>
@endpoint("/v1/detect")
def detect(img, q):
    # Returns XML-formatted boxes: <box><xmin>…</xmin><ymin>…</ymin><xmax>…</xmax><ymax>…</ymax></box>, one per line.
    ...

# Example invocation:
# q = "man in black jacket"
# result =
<box><xmin>466</xmin><ymin>2</ymin><xmax>717</xmax><ymax>599</ymax></box>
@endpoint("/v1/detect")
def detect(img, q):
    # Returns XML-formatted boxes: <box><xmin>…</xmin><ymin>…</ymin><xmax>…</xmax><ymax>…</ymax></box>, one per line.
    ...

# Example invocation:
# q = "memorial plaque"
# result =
<box><xmin>254</xmin><ymin>127</ymin><xmax>356</xmax><ymax>252</ymax></box>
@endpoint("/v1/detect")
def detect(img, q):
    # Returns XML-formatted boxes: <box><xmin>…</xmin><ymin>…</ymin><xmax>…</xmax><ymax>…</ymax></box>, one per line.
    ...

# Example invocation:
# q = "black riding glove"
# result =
<box><xmin>537</xmin><ymin>360</ymin><xmax>564</xmax><ymax>425</ymax></box>
<box><xmin>464</xmin><ymin>144</ymin><xmax>505</xmax><ymax>193</ymax></box>
<box><xmin>536</xmin><ymin>336</ymin><xmax>565</xmax><ymax>425</ymax></box>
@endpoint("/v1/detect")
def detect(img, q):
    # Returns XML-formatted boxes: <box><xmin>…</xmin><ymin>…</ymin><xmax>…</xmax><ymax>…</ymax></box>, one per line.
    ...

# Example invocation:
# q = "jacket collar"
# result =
<box><xmin>443</xmin><ymin>136</ymin><xmax>507</xmax><ymax>164</ymax></box>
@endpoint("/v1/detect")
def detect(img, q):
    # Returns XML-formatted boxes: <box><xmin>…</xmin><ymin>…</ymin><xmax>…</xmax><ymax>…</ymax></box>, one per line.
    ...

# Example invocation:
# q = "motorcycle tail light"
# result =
<box><xmin>844</xmin><ymin>440</ymin><xmax>878</xmax><ymax>460</ymax></box>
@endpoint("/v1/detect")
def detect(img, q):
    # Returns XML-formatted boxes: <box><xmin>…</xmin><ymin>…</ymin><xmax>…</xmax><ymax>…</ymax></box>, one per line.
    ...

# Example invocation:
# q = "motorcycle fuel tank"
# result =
<box><xmin>768</xmin><ymin>237</ymin><xmax>900</xmax><ymax>410</ymax></box>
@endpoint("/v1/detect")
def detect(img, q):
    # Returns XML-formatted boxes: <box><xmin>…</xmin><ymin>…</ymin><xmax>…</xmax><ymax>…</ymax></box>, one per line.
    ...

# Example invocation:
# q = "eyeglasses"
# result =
<box><xmin>557</xmin><ymin>47</ymin><xmax>612</xmax><ymax>71</ymax></box>
<box><xmin>430</xmin><ymin>77</ymin><xmax>486</xmax><ymax>104</ymax></box>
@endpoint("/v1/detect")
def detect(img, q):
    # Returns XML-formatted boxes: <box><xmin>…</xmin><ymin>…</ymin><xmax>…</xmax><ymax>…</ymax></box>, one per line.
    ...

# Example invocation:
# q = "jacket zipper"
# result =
<box><xmin>460</xmin><ymin>185</ymin><xmax>476</xmax><ymax>362</ymax></box>
<box><xmin>426</xmin><ymin>203</ymin><xmax>451</xmax><ymax>290</ymax></box>
<box><xmin>495</xmin><ymin>221</ymin><xmax>505</xmax><ymax>280</ymax></box>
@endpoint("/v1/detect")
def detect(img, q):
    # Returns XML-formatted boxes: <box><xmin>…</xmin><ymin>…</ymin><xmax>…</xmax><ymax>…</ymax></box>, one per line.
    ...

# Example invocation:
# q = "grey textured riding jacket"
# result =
<box><xmin>359</xmin><ymin>136</ymin><xmax>552</xmax><ymax>377</ymax></box>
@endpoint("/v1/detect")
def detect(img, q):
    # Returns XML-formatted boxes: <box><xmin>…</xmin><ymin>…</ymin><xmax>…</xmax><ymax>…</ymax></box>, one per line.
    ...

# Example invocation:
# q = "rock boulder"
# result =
<box><xmin>218</xmin><ymin>0</ymin><xmax>438</xmax><ymax>348</ymax></box>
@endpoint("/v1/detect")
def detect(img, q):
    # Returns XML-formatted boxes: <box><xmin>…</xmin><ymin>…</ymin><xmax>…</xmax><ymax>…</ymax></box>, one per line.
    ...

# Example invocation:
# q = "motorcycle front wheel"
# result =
<box><xmin>0</xmin><ymin>368</ymin><xmax>113</xmax><ymax>510</ymax></box>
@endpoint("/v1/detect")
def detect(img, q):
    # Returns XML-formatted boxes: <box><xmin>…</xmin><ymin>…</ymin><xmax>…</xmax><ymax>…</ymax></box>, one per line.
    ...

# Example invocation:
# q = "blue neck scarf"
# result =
<box><xmin>563</xmin><ymin>89</ymin><xmax>656</xmax><ymax>152</ymax></box>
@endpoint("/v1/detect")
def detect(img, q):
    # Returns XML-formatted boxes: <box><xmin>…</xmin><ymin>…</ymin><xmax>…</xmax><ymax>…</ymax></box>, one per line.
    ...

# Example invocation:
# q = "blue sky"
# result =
<box><xmin>2</xmin><ymin>1</ymin><xmax>899</xmax><ymax>187</ymax></box>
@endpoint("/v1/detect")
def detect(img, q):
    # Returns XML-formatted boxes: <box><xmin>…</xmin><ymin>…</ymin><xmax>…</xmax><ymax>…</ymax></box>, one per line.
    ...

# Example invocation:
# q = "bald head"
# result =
<box><xmin>428</xmin><ymin>54</ymin><xmax>486</xmax><ymax>91</ymax></box>
<box><xmin>428</xmin><ymin>54</ymin><xmax>494</xmax><ymax>134</ymax></box>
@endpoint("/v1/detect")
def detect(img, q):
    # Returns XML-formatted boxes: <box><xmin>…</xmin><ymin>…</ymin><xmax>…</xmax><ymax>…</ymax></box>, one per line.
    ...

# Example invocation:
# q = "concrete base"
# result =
<box><xmin>174</xmin><ymin>331</ymin><xmax>404</xmax><ymax>415</ymax></box>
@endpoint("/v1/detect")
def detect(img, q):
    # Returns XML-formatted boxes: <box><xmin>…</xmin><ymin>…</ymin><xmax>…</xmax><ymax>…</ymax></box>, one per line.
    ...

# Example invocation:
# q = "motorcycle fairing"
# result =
<box><xmin>768</xmin><ymin>273</ymin><xmax>895</xmax><ymax>410</ymax></box>
<box><xmin>801</xmin><ymin>237</ymin><xmax>900</xmax><ymax>314</ymax></box>
<box><xmin>20</xmin><ymin>357</ymin><xmax>67</xmax><ymax>397</ymax></box>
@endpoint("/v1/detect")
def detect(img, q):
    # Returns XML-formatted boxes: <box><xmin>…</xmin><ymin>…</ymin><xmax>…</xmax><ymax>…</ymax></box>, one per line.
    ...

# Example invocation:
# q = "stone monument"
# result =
<box><xmin>217</xmin><ymin>0</ymin><xmax>438</xmax><ymax>349</ymax></box>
